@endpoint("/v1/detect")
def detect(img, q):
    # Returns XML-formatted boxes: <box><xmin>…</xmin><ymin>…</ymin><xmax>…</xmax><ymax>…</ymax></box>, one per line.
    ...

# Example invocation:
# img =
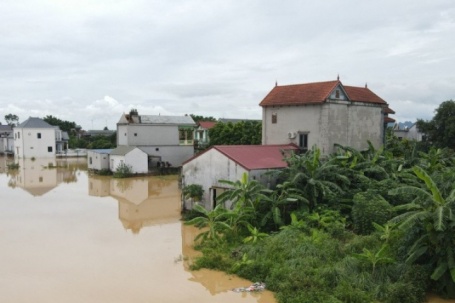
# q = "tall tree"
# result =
<box><xmin>4</xmin><ymin>114</ymin><xmax>19</xmax><ymax>126</ymax></box>
<box><xmin>208</xmin><ymin>121</ymin><xmax>261</xmax><ymax>146</ymax></box>
<box><xmin>190</xmin><ymin>114</ymin><xmax>217</xmax><ymax>123</ymax></box>
<box><xmin>43</xmin><ymin>115</ymin><xmax>77</xmax><ymax>133</ymax></box>
<box><xmin>417</xmin><ymin>100</ymin><xmax>455</xmax><ymax>149</ymax></box>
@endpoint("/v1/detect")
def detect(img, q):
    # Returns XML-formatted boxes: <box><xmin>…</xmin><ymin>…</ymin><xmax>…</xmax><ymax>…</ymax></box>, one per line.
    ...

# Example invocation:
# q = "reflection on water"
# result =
<box><xmin>0</xmin><ymin>156</ymin><xmax>275</xmax><ymax>303</ymax></box>
<box><xmin>89</xmin><ymin>175</ymin><xmax>181</xmax><ymax>233</ymax></box>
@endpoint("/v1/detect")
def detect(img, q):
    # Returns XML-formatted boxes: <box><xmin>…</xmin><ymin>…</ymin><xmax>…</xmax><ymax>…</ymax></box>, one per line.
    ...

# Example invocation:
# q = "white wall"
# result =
<box><xmin>87</xmin><ymin>151</ymin><xmax>110</xmax><ymax>170</ymax></box>
<box><xmin>14</xmin><ymin>128</ymin><xmax>56</xmax><ymax>158</ymax></box>
<box><xmin>140</xmin><ymin>145</ymin><xmax>194</xmax><ymax>167</ymax></box>
<box><xmin>110</xmin><ymin>148</ymin><xmax>148</xmax><ymax>174</ymax></box>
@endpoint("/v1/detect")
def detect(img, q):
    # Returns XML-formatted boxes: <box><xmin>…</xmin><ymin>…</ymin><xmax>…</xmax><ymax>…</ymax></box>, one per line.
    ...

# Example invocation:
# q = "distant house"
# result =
<box><xmin>218</xmin><ymin>118</ymin><xmax>261</xmax><ymax>124</ymax></box>
<box><xmin>83</xmin><ymin>129</ymin><xmax>115</xmax><ymax>138</ymax></box>
<box><xmin>259</xmin><ymin>79</ymin><xmax>395</xmax><ymax>154</ymax></box>
<box><xmin>109</xmin><ymin>146</ymin><xmax>148</xmax><ymax>174</ymax></box>
<box><xmin>181</xmin><ymin>144</ymin><xmax>298</xmax><ymax>210</ymax></box>
<box><xmin>14</xmin><ymin>117</ymin><xmax>58</xmax><ymax>158</ymax></box>
<box><xmin>54</xmin><ymin>127</ymin><xmax>69</xmax><ymax>155</ymax></box>
<box><xmin>116</xmin><ymin>110</ymin><xmax>196</xmax><ymax>167</ymax></box>
<box><xmin>0</xmin><ymin>125</ymin><xmax>14</xmax><ymax>155</ymax></box>
<box><xmin>194</xmin><ymin>121</ymin><xmax>216</xmax><ymax>149</ymax></box>
<box><xmin>87</xmin><ymin>149</ymin><xmax>112</xmax><ymax>171</ymax></box>
<box><xmin>393</xmin><ymin>123</ymin><xmax>423</xmax><ymax>141</ymax></box>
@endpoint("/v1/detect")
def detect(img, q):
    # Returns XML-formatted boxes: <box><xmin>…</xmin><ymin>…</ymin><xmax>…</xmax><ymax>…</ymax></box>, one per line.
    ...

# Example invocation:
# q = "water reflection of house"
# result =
<box><xmin>12</xmin><ymin>158</ymin><xmax>59</xmax><ymax>196</ymax></box>
<box><xmin>88</xmin><ymin>175</ymin><xmax>181</xmax><ymax>233</ymax></box>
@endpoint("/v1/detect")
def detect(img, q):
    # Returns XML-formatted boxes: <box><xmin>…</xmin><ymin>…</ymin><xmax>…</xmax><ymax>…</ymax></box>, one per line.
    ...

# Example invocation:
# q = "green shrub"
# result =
<box><xmin>113</xmin><ymin>163</ymin><xmax>133</xmax><ymax>178</ymax></box>
<box><xmin>96</xmin><ymin>169</ymin><xmax>112</xmax><ymax>176</ymax></box>
<box><xmin>7</xmin><ymin>163</ymin><xmax>20</xmax><ymax>170</ymax></box>
<box><xmin>351</xmin><ymin>191</ymin><xmax>392</xmax><ymax>235</ymax></box>
<box><xmin>182</xmin><ymin>184</ymin><xmax>204</xmax><ymax>202</ymax></box>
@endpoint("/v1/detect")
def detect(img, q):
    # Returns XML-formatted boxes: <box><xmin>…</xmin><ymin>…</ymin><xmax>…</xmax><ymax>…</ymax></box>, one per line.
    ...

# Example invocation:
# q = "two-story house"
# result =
<box><xmin>260</xmin><ymin>79</ymin><xmax>395</xmax><ymax>154</ymax></box>
<box><xmin>116</xmin><ymin>110</ymin><xmax>196</xmax><ymax>167</ymax></box>
<box><xmin>14</xmin><ymin>117</ymin><xmax>58</xmax><ymax>158</ymax></box>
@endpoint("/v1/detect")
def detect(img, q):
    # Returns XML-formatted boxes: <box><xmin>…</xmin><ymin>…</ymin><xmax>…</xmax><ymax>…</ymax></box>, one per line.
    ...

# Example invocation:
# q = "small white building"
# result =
<box><xmin>182</xmin><ymin>144</ymin><xmax>298</xmax><ymax>210</ymax></box>
<box><xmin>87</xmin><ymin>149</ymin><xmax>112</xmax><ymax>171</ymax></box>
<box><xmin>393</xmin><ymin>123</ymin><xmax>423</xmax><ymax>141</ymax></box>
<box><xmin>14</xmin><ymin>117</ymin><xmax>57</xmax><ymax>158</ymax></box>
<box><xmin>109</xmin><ymin>146</ymin><xmax>148</xmax><ymax>174</ymax></box>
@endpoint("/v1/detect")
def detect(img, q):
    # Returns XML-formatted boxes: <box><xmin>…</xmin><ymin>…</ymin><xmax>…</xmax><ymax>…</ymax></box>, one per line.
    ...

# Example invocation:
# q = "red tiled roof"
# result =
<box><xmin>198</xmin><ymin>121</ymin><xmax>217</xmax><ymax>129</ymax></box>
<box><xmin>214</xmin><ymin>144</ymin><xmax>299</xmax><ymax>170</ymax></box>
<box><xmin>259</xmin><ymin>80</ymin><xmax>387</xmax><ymax>107</ymax></box>
<box><xmin>384</xmin><ymin>116</ymin><xmax>396</xmax><ymax>123</ymax></box>
<box><xmin>343</xmin><ymin>85</ymin><xmax>387</xmax><ymax>104</ymax></box>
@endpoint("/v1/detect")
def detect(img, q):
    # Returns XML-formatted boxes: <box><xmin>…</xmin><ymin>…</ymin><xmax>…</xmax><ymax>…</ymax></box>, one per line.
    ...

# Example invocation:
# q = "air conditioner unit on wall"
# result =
<box><xmin>288</xmin><ymin>132</ymin><xmax>296</xmax><ymax>139</ymax></box>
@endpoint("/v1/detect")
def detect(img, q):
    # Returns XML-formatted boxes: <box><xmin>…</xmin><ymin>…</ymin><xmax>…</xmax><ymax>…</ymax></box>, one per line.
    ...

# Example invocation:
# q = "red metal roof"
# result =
<box><xmin>384</xmin><ymin>116</ymin><xmax>396</xmax><ymax>123</ymax></box>
<box><xmin>259</xmin><ymin>80</ymin><xmax>387</xmax><ymax>107</ymax></box>
<box><xmin>383</xmin><ymin>106</ymin><xmax>395</xmax><ymax>114</ymax></box>
<box><xmin>198</xmin><ymin>121</ymin><xmax>217</xmax><ymax>129</ymax></box>
<box><xmin>214</xmin><ymin>144</ymin><xmax>299</xmax><ymax>170</ymax></box>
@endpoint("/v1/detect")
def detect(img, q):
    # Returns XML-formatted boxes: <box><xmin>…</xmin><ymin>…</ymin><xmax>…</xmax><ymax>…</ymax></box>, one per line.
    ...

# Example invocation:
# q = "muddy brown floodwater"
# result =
<box><xmin>0</xmin><ymin>156</ymin><xmax>453</xmax><ymax>303</ymax></box>
<box><xmin>0</xmin><ymin>157</ymin><xmax>275</xmax><ymax>303</ymax></box>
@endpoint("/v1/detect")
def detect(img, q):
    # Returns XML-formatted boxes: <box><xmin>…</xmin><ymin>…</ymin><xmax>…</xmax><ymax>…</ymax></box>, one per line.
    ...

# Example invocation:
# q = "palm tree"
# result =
<box><xmin>389</xmin><ymin>166</ymin><xmax>455</xmax><ymax>294</ymax></box>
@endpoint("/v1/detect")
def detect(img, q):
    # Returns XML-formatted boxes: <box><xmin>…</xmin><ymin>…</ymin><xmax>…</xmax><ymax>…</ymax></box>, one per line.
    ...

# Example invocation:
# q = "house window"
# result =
<box><xmin>134</xmin><ymin>133</ymin><xmax>137</xmax><ymax>136</ymax></box>
<box><xmin>179</xmin><ymin>127</ymin><xmax>194</xmax><ymax>145</ymax></box>
<box><xmin>37</xmin><ymin>133</ymin><xmax>41</xmax><ymax>139</ymax></box>
<box><xmin>48</xmin><ymin>146</ymin><xmax>53</xmax><ymax>152</ymax></box>
<box><xmin>299</xmin><ymin>133</ymin><xmax>308</xmax><ymax>151</ymax></box>
<box><xmin>39</xmin><ymin>177</ymin><xmax>43</xmax><ymax>182</ymax></box>
<box><xmin>272</xmin><ymin>113</ymin><xmax>277</xmax><ymax>124</ymax></box>
<box><xmin>89</xmin><ymin>157</ymin><xmax>92</xmax><ymax>164</ymax></box>
<box><xmin>335</xmin><ymin>90</ymin><xmax>340</xmax><ymax>98</ymax></box>
<box><xmin>17</xmin><ymin>132</ymin><xmax>20</xmax><ymax>139</ymax></box>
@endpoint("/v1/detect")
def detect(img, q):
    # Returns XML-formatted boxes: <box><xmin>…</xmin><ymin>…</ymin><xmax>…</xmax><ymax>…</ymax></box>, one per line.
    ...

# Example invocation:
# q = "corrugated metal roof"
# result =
<box><xmin>110</xmin><ymin>146</ymin><xmax>138</xmax><ymax>156</ymax></box>
<box><xmin>89</xmin><ymin>149</ymin><xmax>113</xmax><ymax>154</ymax></box>
<box><xmin>16</xmin><ymin>117</ymin><xmax>53</xmax><ymax>129</ymax></box>
<box><xmin>140</xmin><ymin>115</ymin><xmax>195</xmax><ymax>125</ymax></box>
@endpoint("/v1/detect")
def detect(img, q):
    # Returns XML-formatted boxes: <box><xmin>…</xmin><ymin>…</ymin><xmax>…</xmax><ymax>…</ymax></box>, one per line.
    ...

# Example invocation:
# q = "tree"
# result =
<box><xmin>190</xmin><ymin>114</ymin><xmax>216</xmax><ymax>123</ymax></box>
<box><xmin>208</xmin><ymin>121</ymin><xmax>261</xmax><ymax>146</ymax></box>
<box><xmin>5</xmin><ymin>114</ymin><xmax>19</xmax><ymax>126</ymax></box>
<box><xmin>389</xmin><ymin>166</ymin><xmax>455</xmax><ymax>296</ymax></box>
<box><xmin>417</xmin><ymin>100</ymin><xmax>455</xmax><ymax>149</ymax></box>
<box><xmin>43</xmin><ymin>115</ymin><xmax>77</xmax><ymax>133</ymax></box>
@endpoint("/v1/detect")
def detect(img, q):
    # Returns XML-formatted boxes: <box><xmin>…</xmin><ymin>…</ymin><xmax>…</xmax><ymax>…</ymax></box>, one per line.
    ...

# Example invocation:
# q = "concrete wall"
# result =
<box><xmin>262</xmin><ymin>102</ymin><xmax>384</xmax><ymax>155</ymax></box>
<box><xmin>110</xmin><ymin>148</ymin><xmax>148</xmax><ymax>174</ymax></box>
<box><xmin>87</xmin><ymin>151</ymin><xmax>110</xmax><ymax>171</ymax></box>
<box><xmin>140</xmin><ymin>145</ymin><xmax>194</xmax><ymax>167</ymax></box>
<box><xmin>118</xmin><ymin>125</ymin><xmax>179</xmax><ymax>146</ymax></box>
<box><xmin>14</xmin><ymin>128</ymin><xmax>56</xmax><ymax>158</ymax></box>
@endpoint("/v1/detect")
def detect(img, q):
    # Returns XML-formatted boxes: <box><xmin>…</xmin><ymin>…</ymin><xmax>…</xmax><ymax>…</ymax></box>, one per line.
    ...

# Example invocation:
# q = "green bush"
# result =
<box><xmin>351</xmin><ymin>191</ymin><xmax>392</xmax><ymax>235</ymax></box>
<box><xmin>113</xmin><ymin>163</ymin><xmax>133</xmax><ymax>178</ymax></box>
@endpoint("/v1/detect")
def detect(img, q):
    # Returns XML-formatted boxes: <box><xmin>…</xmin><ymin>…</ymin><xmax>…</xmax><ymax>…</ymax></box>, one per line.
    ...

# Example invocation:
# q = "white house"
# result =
<box><xmin>109</xmin><ymin>146</ymin><xmax>149</xmax><ymax>174</ymax></box>
<box><xmin>14</xmin><ymin>117</ymin><xmax>58</xmax><ymax>158</ymax></box>
<box><xmin>194</xmin><ymin>121</ymin><xmax>216</xmax><ymax>150</ymax></box>
<box><xmin>117</xmin><ymin>110</ymin><xmax>196</xmax><ymax>167</ymax></box>
<box><xmin>393</xmin><ymin>123</ymin><xmax>423</xmax><ymax>141</ymax></box>
<box><xmin>0</xmin><ymin>125</ymin><xmax>14</xmax><ymax>155</ymax></box>
<box><xmin>181</xmin><ymin>144</ymin><xmax>298</xmax><ymax>210</ymax></box>
<box><xmin>87</xmin><ymin>149</ymin><xmax>112</xmax><ymax>171</ymax></box>
<box><xmin>260</xmin><ymin>79</ymin><xmax>395</xmax><ymax>155</ymax></box>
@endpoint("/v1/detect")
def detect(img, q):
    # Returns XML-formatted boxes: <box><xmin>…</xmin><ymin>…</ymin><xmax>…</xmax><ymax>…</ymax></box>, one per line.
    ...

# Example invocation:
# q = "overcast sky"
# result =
<box><xmin>0</xmin><ymin>0</ymin><xmax>454</xmax><ymax>130</ymax></box>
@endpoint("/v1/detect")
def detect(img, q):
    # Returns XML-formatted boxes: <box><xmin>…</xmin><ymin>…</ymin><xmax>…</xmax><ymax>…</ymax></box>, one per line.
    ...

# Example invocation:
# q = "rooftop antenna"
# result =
<box><xmin>275</xmin><ymin>80</ymin><xmax>278</xmax><ymax>87</ymax></box>
<box><xmin>365</xmin><ymin>82</ymin><xmax>368</xmax><ymax>88</ymax></box>
<box><xmin>337</xmin><ymin>74</ymin><xmax>340</xmax><ymax>81</ymax></box>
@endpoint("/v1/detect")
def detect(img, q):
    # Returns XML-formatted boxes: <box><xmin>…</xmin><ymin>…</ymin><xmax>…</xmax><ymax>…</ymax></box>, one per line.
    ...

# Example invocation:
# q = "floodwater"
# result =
<box><xmin>0</xmin><ymin>156</ymin><xmax>454</xmax><ymax>303</ymax></box>
<box><xmin>0</xmin><ymin>156</ymin><xmax>275</xmax><ymax>303</ymax></box>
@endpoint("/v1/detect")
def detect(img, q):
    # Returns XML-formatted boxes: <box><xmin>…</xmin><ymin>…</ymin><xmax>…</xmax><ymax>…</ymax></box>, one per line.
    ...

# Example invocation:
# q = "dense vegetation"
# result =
<box><xmin>184</xmin><ymin>136</ymin><xmax>455</xmax><ymax>303</ymax></box>
<box><xmin>208</xmin><ymin>120</ymin><xmax>261</xmax><ymax>146</ymax></box>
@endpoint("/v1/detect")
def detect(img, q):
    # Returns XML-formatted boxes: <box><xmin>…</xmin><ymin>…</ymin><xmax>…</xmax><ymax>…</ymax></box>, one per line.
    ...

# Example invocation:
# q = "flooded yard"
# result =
<box><xmin>0</xmin><ymin>156</ymin><xmax>454</xmax><ymax>303</ymax></box>
<box><xmin>0</xmin><ymin>157</ymin><xmax>275</xmax><ymax>303</ymax></box>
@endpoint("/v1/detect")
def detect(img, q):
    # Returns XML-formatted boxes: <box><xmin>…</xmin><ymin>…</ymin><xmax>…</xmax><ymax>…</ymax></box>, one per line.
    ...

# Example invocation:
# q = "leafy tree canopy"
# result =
<box><xmin>208</xmin><ymin>120</ymin><xmax>261</xmax><ymax>146</ymax></box>
<box><xmin>417</xmin><ymin>100</ymin><xmax>455</xmax><ymax>149</ymax></box>
<box><xmin>5</xmin><ymin>113</ymin><xmax>19</xmax><ymax>126</ymax></box>
<box><xmin>190</xmin><ymin>114</ymin><xmax>217</xmax><ymax>123</ymax></box>
<box><xmin>43</xmin><ymin>115</ymin><xmax>77</xmax><ymax>133</ymax></box>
